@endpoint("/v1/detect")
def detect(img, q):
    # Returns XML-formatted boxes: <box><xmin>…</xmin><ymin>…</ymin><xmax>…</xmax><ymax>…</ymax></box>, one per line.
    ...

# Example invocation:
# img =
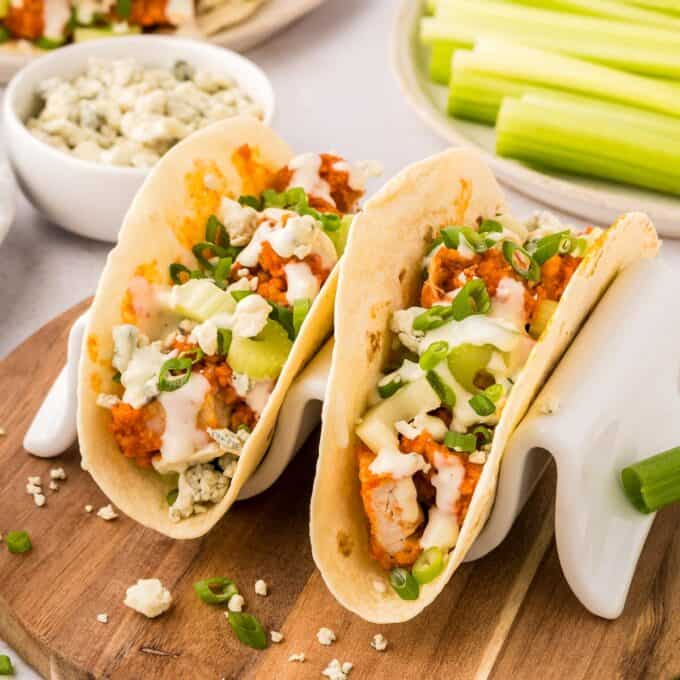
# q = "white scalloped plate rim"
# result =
<box><xmin>391</xmin><ymin>0</ymin><xmax>680</xmax><ymax>237</ymax></box>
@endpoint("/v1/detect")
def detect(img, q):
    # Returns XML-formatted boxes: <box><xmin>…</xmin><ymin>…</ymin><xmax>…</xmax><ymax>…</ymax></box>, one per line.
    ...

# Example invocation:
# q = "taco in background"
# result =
<box><xmin>310</xmin><ymin>148</ymin><xmax>659</xmax><ymax>622</ymax></box>
<box><xmin>78</xmin><ymin>116</ymin><xmax>379</xmax><ymax>539</ymax></box>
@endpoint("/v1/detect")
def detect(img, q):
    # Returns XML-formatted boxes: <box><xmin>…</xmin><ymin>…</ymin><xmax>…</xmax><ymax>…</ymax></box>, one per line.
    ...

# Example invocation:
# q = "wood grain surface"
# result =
<box><xmin>1</xmin><ymin>302</ymin><xmax>678</xmax><ymax>680</ymax></box>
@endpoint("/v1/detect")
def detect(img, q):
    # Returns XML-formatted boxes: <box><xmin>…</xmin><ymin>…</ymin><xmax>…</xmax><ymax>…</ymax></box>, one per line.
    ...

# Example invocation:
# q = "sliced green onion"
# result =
<box><xmin>484</xmin><ymin>383</ymin><xmax>504</xmax><ymax>403</ymax></box>
<box><xmin>441</xmin><ymin>226</ymin><xmax>462</xmax><ymax>248</ymax></box>
<box><xmin>179</xmin><ymin>347</ymin><xmax>204</xmax><ymax>364</ymax></box>
<box><xmin>452</xmin><ymin>279</ymin><xmax>491</xmax><ymax>321</ymax></box>
<box><xmin>194</xmin><ymin>577</ymin><xmax>239</xmax><ymax>605</ymax></box>
<box><xmin>217</xmin><ymin>329</ymin><xmax>233</xmax><ymax>356</ymax></box>
<box><xmin>158</xmin><ymin>357</ymin><xmax>193</xmax><ymax>392</ymax></box>
<box><xmin>320</xmin><ymin>213</ymin><xmax>341</xmax><ymax>233</ymax></box>
<box><xmin>0</xmin><ymin>655</ymin><xmax>13</xmax><ymax>676</ymax></box>
<box><xmin>115</xmin><ymin>0</ymin><xmax>131</xmax><ymax>18</ymax></box>
<box><xmin>389</xmin><ymin>568</ymin><xmax>420</xmax><ymax>600</ymax></box>
<box><xmin>227</xmin><ymin>612</ymin><xmax>267</xmax><ymax>650</ymax></box>
<box><xmin>169</xmin><ymin>263</ymin><xmax>191</xmax><ymax>285</ymax></box>
<box><xmin>530</xmin><ymin>231</ymin><xmax>574</xmax><ymax>265</ymax></box>
<box><xmin>285</xmin><ymin>187</ymin><xmax>307</xmax><ymax>207</ymax></box>
<box><xmin>502</xmin><ymin>241</ymin><xmax>541</xmax><ymax>282</ymax></box>
<box><xmin>166</xmin><ymin>489</ymin><xmax>178</xmax><ymax>506</ymax></box>
<box><xmin>205</xmin><ymin>214</ymin><xmax>228</xmax><ymax>247</ymax></box>
<box><xmin>213</xmin><ymin>257</ymin><xmax>233</xmax><ymax>290</ymax></box>
<box><xmin>469</xmin><ymin>393</ymin><xmax>496</xmax><ymax>416</ymax></box>
<box><xmin>292</xmin><ymin>298</ymin><xmax>311</xmax><ymax>336</ymax></box>
<box><xmin>193</xmin><ymin>242</ymin><xmax>228</xmax><ymax>271</ymax></box>
<box><xmin>269</xmin><ymin>303</ymin><xmax>295</xmax><ymax>340</ymax></box>
<box><xmin>262</xmin><ymin>188</ymin><xmax>287</xmax><ymax>209</ymax></box>
<box><xmin>112</xmin><ymin>371</ymin><xmax>121</xmax><ymax>384</ymax></box>
<box><xmin>413</xmin><ymin>304</ymin><xmax>454</xmax><ymax>332</ymax></box>
<box><xmin>238</xmin><ymin>194</ymin><xmax>262</xmax><ymax>210</ymax></box>
<box><xmin>6</xmin><ymin>531</ymin><xmax>31</xmax><ymax>554</ymax></box>
<box><xmin>459</xmin><ymin>227</ymin><xmax>488</xmax><ymax>253</ymax></box>
<box><xmin>621</xmin><ymin>446</ymin><xmax>680</xmax><ymax>513</ymax></box>
<box><xmin>426</xmin><ymin>370</ymin><xmax>456</xmax><ymax>407</ymax></box>
<box><xmin>444</xmin><ymin>430</ymin><xmax>477</xmax><ymax>452</ymax></box>
<box><xmin>412</xmin><ymin>547</ymin><xmax>445</xmax><ymax>584</ymax></box>
<box><xmin>428</xmin><ymin>236</ymin><xmax>444</xmax><ymax>253</ymax></box>
<box><xmin>478</xmin><ymin>218</ymin><xmax>503</xmax><ymax>234</ymax></box>
<box><xmin>378</xmin><ymin>379</ymin><xmax>403</xmax><ymax>399</ymax></box>
<box><xmin>231</xmin><ymin>290</ymin><xmax>253</xmax><ymax>303</ymax></box>
<box><xmin>419</xmin><ymin>341</ymin><xmax>449</xmax><ymax>371</ymax></box>
<box><xmin>472</xmin><ymin>424</ymin><xmax>493</xmax><ymax>446</ymax></box>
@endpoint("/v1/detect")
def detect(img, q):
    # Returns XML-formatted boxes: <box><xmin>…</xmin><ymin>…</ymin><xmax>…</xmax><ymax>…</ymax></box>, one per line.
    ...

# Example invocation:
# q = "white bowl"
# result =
<box><xmin>3</xmin><ymin>36</ymin><xmax>275</xmax><ymax>242</ymax></box>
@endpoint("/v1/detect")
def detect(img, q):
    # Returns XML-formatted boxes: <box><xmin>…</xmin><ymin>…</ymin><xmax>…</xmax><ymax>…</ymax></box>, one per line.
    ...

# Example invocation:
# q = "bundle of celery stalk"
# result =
<box><xmin>421</xmin><ymin>0</ymin><xmax>680</xmax><ymax>196</ymax></box>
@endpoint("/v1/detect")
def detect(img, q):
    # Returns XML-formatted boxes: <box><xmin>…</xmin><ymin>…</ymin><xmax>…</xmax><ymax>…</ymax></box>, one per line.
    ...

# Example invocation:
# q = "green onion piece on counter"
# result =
<box><xmin>179</xmin><ymin>347</ymin><xmax>204</xmax><ymax>365</ymax></box>
<box><xmin>169</xmin><ymin>263</ymin><xmax>191</xmax><ymax>285</ymax></box>
<box><xmin>213</xmin><ymin>257</ymin><xmax>233</xmax><ymax>290</ymax></box>
<box><xmin>502</xmin><ymin>241</ymin><xmax>541</xmax><ymax>282</ymax></box>
<box><xmin>205</xmin><ymin>214</ymin><xmax>228</xmax><ymax>247</ymax></box>
<box><xmin>621</xmin><ymin>446</ymin><xmax>680</xmax><ymax>514</ymax></box>
<box><xmin>166</xmin><ymin>489</ymin><xmax>178</xmax><ymax>506</ymax></box>
<box><xmin>158</xmin><ymin>357</ymin><xmax>193</xmax><ymax>392</ymax></box>
<box><xmin>413</xmin><ymin>547</ymin><xmax>445</xmax><ymax>585</ymax></box>
<box><xmin>227</xmin><ymin>612</ymin><xmax>267</xmax><ymax>650</ymax></box>
<box><xmin>472</xmin><ymin>425</ymin><xmax>493</xmax><ymax>446</ymax></box>
<box><xmin>293</xmin><ymin>298</ymin><xmax>311</xmax><ymax>336</ymax></box>
<box><xmin>115</xmin><ymin>0</ymin><xmax>131</xmax><ymax>17</ymax></box>
<box><xmin>444</xmin><ymin>430</ymin><xmax>477</xmax><ymax>453</ymax></box>
<box><xmin>419</xmin><ymin>341</ymin><xmax>449</xmax><ymax>371</ymax></box>
<box><xmin>378</xmin><ymin>379</ymin><xmax>403</xmax><ymax>399</ymax></box>
<box><xmin>478</xmin><ymin>219</ymin><xmax>503</xmax><ymax>234</ymax></box>
<box><xmin>426</xmin><ymin>370</ymin><xmax>456</xmax><ymax>407</ymax></box>
<box><xmin>441</xmin><ymin>226</ymin><xmax>462</xmax><ymax>248</ymax></box>
<box><xmin>217</xmin><ymin>328</ymin><xmax>232</xmax><ymax>356</ymax></box>
<box><xmin>452</xmin><ymin>279</ymin><xmax>491</xmax><ymax>321</ymax></box>
<box><xmin>231</xmin><ymin>290</ymin><xmax>253</xmax><ymax>303</ymax></box>
<box><xmin>6</xmin><ymin>531</ymin><xmax>31</xmax><ymax>554</ymax></box>
<box><xmin>238</xmin><ymin>194</ymin><xmax>262</xmax><ymax>210</ymax></box>
<box><xmin>194</xmin><ymin>577</ymin><xmax>239</xmax><ymax>605</ymax></box>
<box><xmin>0</xmin><ymin>655</ymin><xmax>13</xmax><ymax>676</ymax></box>
<box><xmin>389</xmin><ymin>568</ymin><xmax>420</xmax><ymax>600</ymax></box>
<box><xmin>484</xmin><ymin>383</ymin><xmax>504</xmax><ymax>403</ymax></box>
<box><xmin>469</xmin><ymin>393</ymin><xmax>496</xmax><ymax>417</ymax></box>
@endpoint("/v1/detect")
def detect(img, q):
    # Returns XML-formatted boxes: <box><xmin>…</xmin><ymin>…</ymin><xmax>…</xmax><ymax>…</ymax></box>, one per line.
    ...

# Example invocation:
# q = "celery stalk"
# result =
<box><xmin>623</xmin><ymin>0</ymin><xmax>680</xmax><ymax>15</ymax></box>
<box><xmin>429</xmin><ymin>42</ymin><xmax>458</xmax><ymax>84</ymax></box>
<box><xmin>496</xmin><ymin>96</ymin><xmax>680</xmax><ymax>196</ymax></box>
<box><xmin>451</xmin><ymin>43</ymin><xmax>680</xmax><ymax>120</ymax></box>
<box><xmin>421</xmin><ymin>2</ymin><xmax>680</xmax><ymax>79</ymax></box>
<box><xmin>433</xmin><ymin>0</ymin><xmax>680</xmax><ymax>28</ymax></box>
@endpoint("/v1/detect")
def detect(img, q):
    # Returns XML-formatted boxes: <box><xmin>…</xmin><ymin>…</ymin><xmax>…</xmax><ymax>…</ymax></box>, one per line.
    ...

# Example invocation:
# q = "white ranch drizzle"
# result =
<box><xmin>287</xmin><ymin>153</ymin><xmax>335</xmax><ymax>207</ymax></box>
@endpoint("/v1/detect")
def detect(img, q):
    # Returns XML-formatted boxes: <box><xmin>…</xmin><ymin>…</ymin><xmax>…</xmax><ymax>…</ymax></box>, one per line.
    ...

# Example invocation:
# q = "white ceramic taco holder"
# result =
<box><xmin>23</xmin><ymin>243</ymin><xmax>680</xmax><ymax>621</ymax></box>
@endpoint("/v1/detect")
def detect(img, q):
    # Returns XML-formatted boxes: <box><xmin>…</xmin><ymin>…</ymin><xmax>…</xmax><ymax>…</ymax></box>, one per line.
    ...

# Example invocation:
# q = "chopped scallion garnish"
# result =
<box><xmin>389</xmin><ymin>568</ymin><xmax>420</xmax><ymax>600</ymax></box>
<box><xmin>213</xmin><ymin>257</ymin><xmax>233</xmax><ymax>290</ymax></box>
<box><xmin>227</xmin><ymin>612</ymin><xmax>267</xmax><ymax>649</ymax></box>
<box><xmin>0</xmin><ymin>655</ymin><xmax>14</xmax><ymax>676</ymax></box>
<box><xmin>444</xmin><ymin>430</ymin><xmax>476</xmax><ymax>453</ymax></box>
<box><xmin>469</xmin><ymin>393</ymin><xmax>496</xmax><ymax>417</ymax></box>
<box><xmin>158</xmin><ymin>357</ymin><xmax>193</xmax><ymax>392</ymax></box>
<box><xmin>378</xmin><ymin>379</ymin><xmax>403</xmax><ymax>399</ymax></box>
<box><xmin>166</xmin><ymin>489</ymin><xmax>178</xmax><ymax>506</ymax></box>
<box><xmin>426</xmin><ymin>370</ymin><xmax>456</xmax><ymax>407</ymax></box>
<box><xmin>502</xmin><ymin>241</ymin><xmax>541</xmax><ymax>282</ymax></box>
<box><xmin>169</xmin><ymin>263</ymin><xmax>191</xmax><ymax>285</ymax></box>
<box><xmin>194</xmin><ymin>577</ymin><xmax>239</xmax><ymax>605</ymax></box>
<box><xmin>451</xmin><ymin>279</ymin><xmax>491</xmax><ymax>321</ymax></box>
<box><xmin>419</xmin><ymin>341</ymin><xmax>449</xmax><ymax>371</ymax></box>
<box><xmin>231</xmin><ymin>290</ymin><xmax>253</xmax><ymax>303</ymax></box>
<box><xmin>412</xmin><ymin>547</ymin><xmax>445</xmax><ymax>585</ymax></box>
<box><xmin>478</xmin><ymin>219</ymin><xmax>503</xmax><ymax>234</ymax></box>
<box><xmin>217</xmin><ymin>329</ymin><xmax>232</xmax><ymax>356</ymax></box>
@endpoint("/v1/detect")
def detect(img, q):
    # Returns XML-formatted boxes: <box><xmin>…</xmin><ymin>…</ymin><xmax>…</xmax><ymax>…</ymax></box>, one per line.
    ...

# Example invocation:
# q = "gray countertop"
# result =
<box><xmin>0</xmin><ymin>0</ymin><xmax>550</xmax><ymax>359</ymax></box>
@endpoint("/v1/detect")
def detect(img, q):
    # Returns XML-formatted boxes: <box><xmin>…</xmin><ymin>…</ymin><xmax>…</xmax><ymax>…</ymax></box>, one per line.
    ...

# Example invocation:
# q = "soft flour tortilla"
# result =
<box><xmin>78</xmin><ymin>116</ymin><xmax>339</xmax><ymax>539</ymax></box>
<box><xmin>310</xmin><ymin>148</ymin><xmax>660</xmax><ymax>623</ymax></box>
<box><xmin>196</xmin><ymin>0</ymin><xmax>265</xmax><ymax>36</ymax></box>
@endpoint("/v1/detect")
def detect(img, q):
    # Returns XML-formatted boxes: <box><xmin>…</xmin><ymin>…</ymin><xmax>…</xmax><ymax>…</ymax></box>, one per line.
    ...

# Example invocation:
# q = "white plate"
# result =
<box><xmin>0</xmin><ymin>160</ymin><xmax>16</xmax><ymax>246</ymax></box>
<box><xmin>391</xmin><ymin>0</ymin><xmax>680</xmax><ymax>237</ymax></box>
<box><xmin>0</xmin><ymin>0</ymin><xmax>325</xmax><ymax>82</ymax></box>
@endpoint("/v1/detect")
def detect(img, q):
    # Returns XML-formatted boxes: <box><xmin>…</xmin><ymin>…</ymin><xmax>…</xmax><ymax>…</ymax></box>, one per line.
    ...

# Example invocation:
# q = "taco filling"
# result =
<box><xmin>96</xmin><ymin>150</ymin><xmax>376</xmax><ymax>522</ymax></box>
<box><xmin>355</xmin><ymin>212</ymin><xmax>603</xmax><ymax>591</ymax></box>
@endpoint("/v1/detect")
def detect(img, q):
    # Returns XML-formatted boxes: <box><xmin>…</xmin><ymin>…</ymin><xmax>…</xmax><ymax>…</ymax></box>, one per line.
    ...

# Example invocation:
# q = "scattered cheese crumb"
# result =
<box><xmin>50</xmin><ymin>467</ymin><xmax>67</xmax><ymax>480</ymax></box>
<box><xmin>27</xmin><ymin>476</ymin><xmax>41</xmax><ymax>486</ymax></box>
<box><xmin>0</xmin><ymin>426</ymin><xmax>5</xmax><ymax>436</ymax></box>
<box><xmin>49</xmin><ymin>481</ymin><xmax>59</xmax><ymax>491</ymax></box>
<box><xmin>317</xmin><ymin>627</ymin><xmax>337</xmax><ymax>646</ymax></box>
<box><xmin>97</xmin><ymin>504</ymin><xmax>118</xmax><ymax>521</ymax></box>
<box><xmin>270</xmin><ymin>630</ymin><xmax>284</xmax><ymax>643</ymax></box>
<box><xmin>124</xmin><ymin>578</ymin><xmax>172</xmax><ymax>618</ymax></box>
<box><xmin>26</xmin><ymin>482</ymin><xmax>42</xmax><ymax>495</ymax></box>
<box><xmin>228</xmin><ymin>594</ymin><xmax>245</xmax><ymax>612</ymax></box>
<box><xmin>288</xmin><ymin>653</ymin><xmax>305</xmax><ymax>663</ymax></box>
<box><xmin>254</xmin><ymin>579</ymin><xmax>268</xmax><ymax>596</ymax></box>
<box><xmin>469</xmin><ymin>450</ymin><xmax>487</xmax><ymax>465</ymax></box>
<box><xmin>34</xmin><ymin>493</ymin><xmax>46</xmax><ymax>507</ymax></box>
<box><xmin>96</xmin><ymin>613</ymin><xmax>108</xmax><ymax>624</ymax></box>
<box><xmin>371</xmin><ymin>634</ymin><xmax>388</xmax><ymax>651</ymax></box>
<box><xmin>372</xmin><ymin>579</ymin><xmax>387</xmax><ymax>594</ymax></box>
<box><xmin>322</xmin><ymin>659</ymin><xmax>353</xmax><ymax>680</ymax></box>
<box><xmin>85</xmin><ymin>505</ymin><xmax>93</xmax><ymax>513</ymax></box>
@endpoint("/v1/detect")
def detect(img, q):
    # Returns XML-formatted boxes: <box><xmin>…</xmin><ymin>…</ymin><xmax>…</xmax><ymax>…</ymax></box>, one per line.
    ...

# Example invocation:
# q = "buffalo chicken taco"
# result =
<box><xmin>310</xmin><ymin>148</ymin><xmax>659</xmax><ymax>622</ymax></box>
<box><xmin>78</xmin><ymin>116</ymin><xmax>379</xmax><ymax>538</ymax></box>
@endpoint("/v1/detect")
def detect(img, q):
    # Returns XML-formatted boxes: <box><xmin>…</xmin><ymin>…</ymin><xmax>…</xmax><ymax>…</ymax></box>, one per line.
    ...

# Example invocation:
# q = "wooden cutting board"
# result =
<box><xmin>1</xmin><ymin>301</ymin><xmax>679</xmax><ymax>680</ymax></box>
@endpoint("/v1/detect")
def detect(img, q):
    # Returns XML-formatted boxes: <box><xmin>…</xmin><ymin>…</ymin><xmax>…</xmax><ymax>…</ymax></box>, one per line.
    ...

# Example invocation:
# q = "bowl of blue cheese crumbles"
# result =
<box><xmin>3</xmin><ymin>35</ymin><xmax>274</xmax><ymax>241</ymax></box>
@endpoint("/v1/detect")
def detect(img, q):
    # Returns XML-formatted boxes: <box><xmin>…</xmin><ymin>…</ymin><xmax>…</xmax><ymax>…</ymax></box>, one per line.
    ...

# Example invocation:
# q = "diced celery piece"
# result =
<box><xmin>326</xmin><ymin>214</ymin><xmax>354</xmax><ymax>257</ymax></box>
<box><xmin>168</xmin><ymin>279</ymin><xmax>235</xmax><ymax>322</ymax></box>
<box><xmin>227</xmin><ymin>320</ymin><xmax>292</xmax><ymax>380</ymax></box>
<box><xmin>356</xmin><ymin>377</ymin><xmax>441</xmax><ymax>453</ymax></box>
<box><xmin>447</xmin><ymin>343</ymin><xmax>494</xmax><ymax>393</ymax></box>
